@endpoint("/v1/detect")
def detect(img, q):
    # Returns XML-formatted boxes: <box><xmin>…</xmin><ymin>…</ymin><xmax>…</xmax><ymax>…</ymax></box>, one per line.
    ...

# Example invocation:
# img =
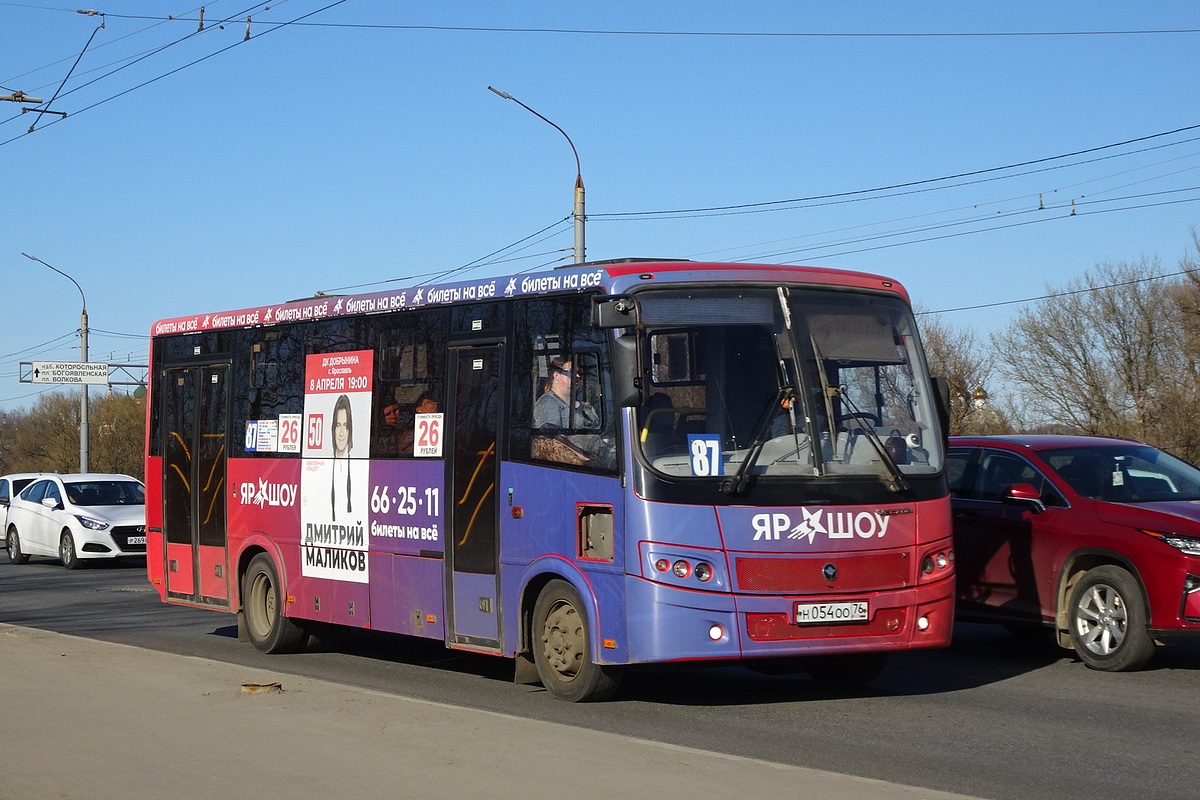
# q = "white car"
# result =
<box><xmin>5</xmin><ymin>474</ymin><xmax>146</xmax><ymax>569</ymax></box>
<box><xmin>0</xmin><ymin>473</ymin><xmax>46</xmax><ymax>530</ymax></box>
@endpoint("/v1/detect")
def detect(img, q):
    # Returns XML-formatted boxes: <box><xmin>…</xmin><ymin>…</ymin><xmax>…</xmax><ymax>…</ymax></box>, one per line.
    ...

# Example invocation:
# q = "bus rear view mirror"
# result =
<box><xmin>611</xmin><ymin>334</ymin><xmax>643</xmax><ymax>407</ymax></box>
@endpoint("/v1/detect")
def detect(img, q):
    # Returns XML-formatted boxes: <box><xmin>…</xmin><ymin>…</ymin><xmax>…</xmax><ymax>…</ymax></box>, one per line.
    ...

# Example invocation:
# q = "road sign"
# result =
<box><xmin>29</xmin><ymin>361</ymin><xmax>110</xmax><ymax>385</ymax></box>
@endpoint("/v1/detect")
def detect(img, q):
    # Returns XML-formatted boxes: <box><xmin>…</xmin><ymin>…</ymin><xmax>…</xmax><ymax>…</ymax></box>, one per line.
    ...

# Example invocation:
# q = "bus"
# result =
<box><xmin>145</xmin><ymin>258</ymin><xmax>955</xmax><ymax>701</ymax></box>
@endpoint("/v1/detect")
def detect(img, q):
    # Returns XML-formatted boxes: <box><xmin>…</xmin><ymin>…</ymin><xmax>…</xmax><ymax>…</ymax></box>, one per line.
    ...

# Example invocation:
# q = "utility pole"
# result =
<box><xmin>22</xmin><ymin>253</ymin><xmax>90</xmax><ymax>473</ymax></box>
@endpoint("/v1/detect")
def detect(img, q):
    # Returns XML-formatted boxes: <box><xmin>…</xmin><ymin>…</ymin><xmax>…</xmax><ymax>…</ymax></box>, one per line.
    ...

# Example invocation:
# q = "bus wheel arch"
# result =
<box><xmin>529</xmin><ymin>578</ymin><xmax>622</xmax><ymax>702</ymax></box>
<box><xmin>241</xmin><ymin>550</ymin><xmax>306</xmax><ymax>654</ymax></box>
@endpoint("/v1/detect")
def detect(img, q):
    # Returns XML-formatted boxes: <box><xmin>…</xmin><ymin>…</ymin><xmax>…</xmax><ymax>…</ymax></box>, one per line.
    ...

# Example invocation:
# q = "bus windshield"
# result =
<box><xmin>634</xmin><ymin>286</ymin><xmax>942</xmax><ymax>481</ymax></box>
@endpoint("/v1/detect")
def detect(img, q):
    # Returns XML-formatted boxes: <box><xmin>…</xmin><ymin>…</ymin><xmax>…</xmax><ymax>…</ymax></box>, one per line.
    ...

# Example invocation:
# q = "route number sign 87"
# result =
<box><xmin>688</xmin><ymin>434</ymin><xmax>723</xmax><ymax>476</ymax></box>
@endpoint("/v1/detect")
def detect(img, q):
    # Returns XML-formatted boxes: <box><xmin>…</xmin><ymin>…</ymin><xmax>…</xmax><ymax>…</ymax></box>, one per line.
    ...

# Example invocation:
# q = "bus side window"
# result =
<box><xmin>372</xmin><ymin>311</ymin><xmax>446</xmax><ymax>459</ymax></box>
<box><xmin>515</xmin><ymin>297</ymin><xmax>616</xmax><ymax>473</ymax></box>
<box><xmin>532</xmin><ymin>354</ymin><xmax>597</xmax><ymax>466</ymax></box>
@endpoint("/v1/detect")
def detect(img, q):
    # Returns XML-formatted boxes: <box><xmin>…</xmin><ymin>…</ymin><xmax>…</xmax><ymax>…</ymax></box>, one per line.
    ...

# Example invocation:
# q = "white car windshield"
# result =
<box><xmin>64</xmin><ymin>481</ymin><xmax>145</xmax><ymax>506</ymax></box>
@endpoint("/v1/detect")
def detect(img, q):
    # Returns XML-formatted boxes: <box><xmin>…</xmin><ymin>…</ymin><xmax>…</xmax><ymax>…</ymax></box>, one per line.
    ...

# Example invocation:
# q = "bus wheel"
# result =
<box><xmin>243</xmin><ymin>553</ymin><xmax>306</xmax><ymax>654</ymax></box>
<box><xmin>6</xmin><ymin>528</ymin><xmax>30</xmax><ymax>565</ymax></box>
<box><xmin>806</xmin><ymin>652</ymin><xmax>888</xmax><ymax>689</ymax></box>
<box><xmin>532</xmin><ymin>579</ymin><xmax>621</xmax><ymax>702</ymax></box>
<box><xmin>1068</xmin><ymin>565</ymin><xmax>1155</xmax><ymax>672</ymax></box>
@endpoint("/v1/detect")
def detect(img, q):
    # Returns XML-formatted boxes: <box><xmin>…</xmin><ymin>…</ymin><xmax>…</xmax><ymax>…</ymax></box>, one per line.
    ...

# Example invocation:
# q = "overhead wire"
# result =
<box><xmin>919</xmin><ymin>265</ymin><xmax>1200</xmax><ymax>316</ymax></box>
<box><xmin>4</xmin><ymin>6</ymin><xmax>1199</xmax><ymax>346</ymax></box>
<box><xmin>317</xmin><ymin>216</ymin><xmax>571</xmax><ymax>294</ymax></box>
<box><xmin>1</xmin><ymin>0</ymin><xmax>348</xmax><ymax>146</ymax></box>
<box><xmin>4</xmin><ymin>8</ymin><xmax>1198</xmax><ymax>38</ymax></box>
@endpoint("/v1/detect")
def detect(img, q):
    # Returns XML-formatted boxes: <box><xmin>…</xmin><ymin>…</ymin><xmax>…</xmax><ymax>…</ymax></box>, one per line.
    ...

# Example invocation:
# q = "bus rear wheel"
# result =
<box><xmin>243</xmin><ymin>553</ymin><xmax>306</xmax><ymax>654</ymax></box>
<box><xmin>532</xmin><ymin>579</ymin><xmax>621</xmax><ymax>702</ymax></box>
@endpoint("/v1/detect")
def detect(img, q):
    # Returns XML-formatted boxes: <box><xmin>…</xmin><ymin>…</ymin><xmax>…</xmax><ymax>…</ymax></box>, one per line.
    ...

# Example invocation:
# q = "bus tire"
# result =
<box><xmin>6</xmin><ymin>527</ymin><xmax>30</xmax><ymax>565</ymax></box>
<box><xmin>243</xmin><ymin>552</ymin><xmax>306</xmax><ymax>654</ymax></box>
<box><xmin>1068</xmin><ymin>565</ymin><xmax>1155</xmax><ymax>672</ymax></box>
<box><xmin>532</xmin><ymin>579</ymin><xmax>621</xmax><ymax>702</ymax></box>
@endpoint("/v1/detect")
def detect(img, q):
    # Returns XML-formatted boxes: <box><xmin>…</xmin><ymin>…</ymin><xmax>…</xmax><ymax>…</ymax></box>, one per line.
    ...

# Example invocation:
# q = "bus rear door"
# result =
<box><xmin>160</xmin><ymin>363</ymin><xmax>231</xmax><ymax>607</ymax></box>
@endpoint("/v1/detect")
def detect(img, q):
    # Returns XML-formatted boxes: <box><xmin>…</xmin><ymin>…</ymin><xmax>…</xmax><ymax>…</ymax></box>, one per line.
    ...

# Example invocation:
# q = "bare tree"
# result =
<box><xmin>993</xmin><ymin>255</ymin><xmax>1200</xmax><ymax>460</ymax></box>
<box><xmin>90</xmin><ymin>394</ymin><xmax>147</xmax><ymax>478</ymax></box>
<box><xmin>1160</xmin><ymin>231</ymin><xmax>1200</xmax><ymax>459</ymax></box>
<box><xmin>919</xmin><ymin>311</ymin><xmax>1012</xmax><ymax>434</ymax></box>
<box><xmin>2</xmin><ymin>391</ymin><xmax>146</xmax><ymax>476</ymax></box>
<box><xmin>7</xmin><ymin>392</ymin><xmax>81</xmax><ymax>473</ymax></box>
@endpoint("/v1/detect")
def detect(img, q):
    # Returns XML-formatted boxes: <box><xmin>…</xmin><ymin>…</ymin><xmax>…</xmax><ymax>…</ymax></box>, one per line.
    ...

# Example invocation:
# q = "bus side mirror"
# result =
<box><xmin>611</xmin><ymin>334</ymin><xmax>643</xmax><ymax>407</ymax></box>
<box><xmin>593</xmin><ymin>296</ymin><xmax>639</xmax><ymax>329</ymax></box>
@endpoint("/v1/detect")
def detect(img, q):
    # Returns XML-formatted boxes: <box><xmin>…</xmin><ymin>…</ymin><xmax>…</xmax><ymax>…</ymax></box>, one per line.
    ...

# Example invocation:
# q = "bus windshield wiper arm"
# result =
<box><xmin>837</xmin><ymin>389</ymin><xmax>909</xmax><ymax>493</ymax></box>
<box><xmin>721</xmin><ymin>386</ymin><xmax>791</xmax><ymax>497</ymax></box>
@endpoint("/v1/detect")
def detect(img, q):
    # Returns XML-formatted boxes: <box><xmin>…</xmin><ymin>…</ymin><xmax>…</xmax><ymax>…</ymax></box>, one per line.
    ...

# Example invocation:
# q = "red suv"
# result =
<box><xmin>948</xmin><ymin>435</ymin><xmax>1200</xmax><ymax>671</ymax></box>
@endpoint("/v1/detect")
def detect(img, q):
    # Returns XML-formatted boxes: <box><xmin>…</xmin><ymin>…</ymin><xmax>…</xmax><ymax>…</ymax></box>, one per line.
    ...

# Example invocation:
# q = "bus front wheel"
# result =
<box><xmin>532</xmin><ymin>579</ymin><xmax>621</xmax><ymax>702</ymax></box>
<box><xmin>243</xmin><ymin>553</ymin><xmax>306</xmax><ymax>654</ymax></box>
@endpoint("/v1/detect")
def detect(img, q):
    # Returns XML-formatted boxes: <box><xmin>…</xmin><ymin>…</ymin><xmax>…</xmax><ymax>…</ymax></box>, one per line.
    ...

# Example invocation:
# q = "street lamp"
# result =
<box><xmin>488</xmin><ymin>86</ymin><xmax>586</xmax><ymax>264</ymax></box>
<box><xmin>22</xmin><ymin>252</ymin><xmax>89</xmax><ymax>473</ymax></box>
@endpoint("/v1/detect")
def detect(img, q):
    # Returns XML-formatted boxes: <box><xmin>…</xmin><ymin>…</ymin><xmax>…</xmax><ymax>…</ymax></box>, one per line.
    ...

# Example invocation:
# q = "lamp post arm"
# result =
<box><xmin>21</xmin><ymin>251</ymin><xmax>90</xmax><ymax>472</ymax></box>
<box><xmin>488</xmin><ymin>86</ymin><xmax>586</xmax><ymax>263</ymax></box>
<box><xmin>22</xmin><ymin>252</ymin><xmax>87</xmax><ymax>312</ymax></box>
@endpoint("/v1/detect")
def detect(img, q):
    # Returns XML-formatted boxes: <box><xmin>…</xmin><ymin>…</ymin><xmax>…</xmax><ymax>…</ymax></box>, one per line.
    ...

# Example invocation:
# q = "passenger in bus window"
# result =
<box><xmin>331</xmin><ymin>394</ymin><xmax>354</xmax><ymax>518</ymax></box>
<box><xmin>399</xmin><ymin>393</ymin><xmax>439</xmax><ymax>453</ymax></box>
<box><xmin>374</xmin><ymin>402</ymin><xmax>402</xmax><ymax>457</ymax></box>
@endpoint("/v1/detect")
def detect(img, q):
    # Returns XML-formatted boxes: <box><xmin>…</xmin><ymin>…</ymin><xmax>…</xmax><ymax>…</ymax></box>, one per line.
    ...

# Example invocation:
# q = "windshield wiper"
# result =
<box><xmin>835</xmin><ymin>388</ymin><xmax>909</xmax><ymax>493</ymax></box>
<box><xmin>720</xmin><ymin>386</ymin><xmax>792</xmax><ymax>497</ymax></box>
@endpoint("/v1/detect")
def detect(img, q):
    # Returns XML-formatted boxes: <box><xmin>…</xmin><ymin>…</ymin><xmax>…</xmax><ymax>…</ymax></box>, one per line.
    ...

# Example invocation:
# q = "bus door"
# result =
<box><xmin>161</xmin><ymin>363</ymin><xmax>231</xmax><ymax>607</ymax></box>
<box><xmin>446</xmin><ymin>344</ymin><xmax>504</xmax><ymax>650</ymax></box>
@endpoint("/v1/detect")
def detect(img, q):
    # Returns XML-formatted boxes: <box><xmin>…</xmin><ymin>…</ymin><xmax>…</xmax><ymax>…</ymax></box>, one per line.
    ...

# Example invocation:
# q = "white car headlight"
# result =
<box><xmin>74</xmin><ymin>514</ymin><xmax>111</xmax><ymax>531</ymax></box>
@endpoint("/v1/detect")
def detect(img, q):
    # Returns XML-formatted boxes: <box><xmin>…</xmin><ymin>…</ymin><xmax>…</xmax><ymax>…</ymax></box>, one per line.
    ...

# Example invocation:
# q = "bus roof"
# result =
<box><xmin>150</xmin><ymin>259</ymin><xmax>910</xmax><ymax>337</ymax></box>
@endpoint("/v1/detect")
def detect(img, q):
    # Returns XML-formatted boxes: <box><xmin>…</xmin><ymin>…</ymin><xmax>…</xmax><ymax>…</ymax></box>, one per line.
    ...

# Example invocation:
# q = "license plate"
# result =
<box><xmin>127</xmin><ymin>536</ymin><xmax>146</xmax><ymax>546</ymax></box>
<box><xmin>794</xmin><ymin>601</ymin><xmax>869</xmax><ymax>625</ymax></box>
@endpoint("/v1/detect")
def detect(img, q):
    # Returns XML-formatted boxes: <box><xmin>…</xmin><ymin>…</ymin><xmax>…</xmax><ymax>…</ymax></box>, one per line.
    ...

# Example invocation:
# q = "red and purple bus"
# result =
<box><xmin>146</xmin><ymin>259</ymin><xmax>955</xmax><ymax>700</ymax></box>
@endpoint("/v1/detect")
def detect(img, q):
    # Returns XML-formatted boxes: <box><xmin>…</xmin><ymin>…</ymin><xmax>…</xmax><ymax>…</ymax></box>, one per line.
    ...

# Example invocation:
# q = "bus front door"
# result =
<box><xmin>161</xmin><ymin>364</ymin><xmax>231</xmax><ymax>607</ymax></box>
<box><xmin>446</xmin><ymin>345</ymin><xmax>503</xmax><ymax>651</ymax></box>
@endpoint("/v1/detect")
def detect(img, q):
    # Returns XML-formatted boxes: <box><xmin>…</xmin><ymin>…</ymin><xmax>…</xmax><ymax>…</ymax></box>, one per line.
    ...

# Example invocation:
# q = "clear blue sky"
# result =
<box><xmin>3</xmin><ymin>2</ymin><xmax>1198</xmax><ymax>410</ymax></box>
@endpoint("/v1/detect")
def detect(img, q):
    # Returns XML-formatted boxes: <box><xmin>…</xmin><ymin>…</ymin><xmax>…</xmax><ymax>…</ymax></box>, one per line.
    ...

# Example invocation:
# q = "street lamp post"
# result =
<box><xmin>488</xmin><ymin>86</ymin><xmax>585</xmax><ymax>264</ymax></box>
<box><xmin>22</xmin><ymin>252</ymin><xmax>89</xmax><ymax>473</ymax></box>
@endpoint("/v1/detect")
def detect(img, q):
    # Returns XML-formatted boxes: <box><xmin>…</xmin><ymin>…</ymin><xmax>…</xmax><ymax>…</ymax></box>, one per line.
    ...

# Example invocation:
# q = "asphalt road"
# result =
<box><xmin>2</xmin><ymin>557</ymin><xmax>1198</xmax><ymax>800</ymax></box>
